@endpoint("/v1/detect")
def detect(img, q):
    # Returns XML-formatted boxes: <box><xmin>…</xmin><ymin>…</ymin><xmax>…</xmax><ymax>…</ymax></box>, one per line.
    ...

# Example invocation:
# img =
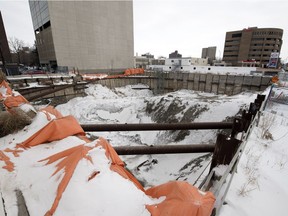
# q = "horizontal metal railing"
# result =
<box><xmin>81</xmin><ymin>122</ymin><xmax>233</xmax><ymax>131</ymax></box>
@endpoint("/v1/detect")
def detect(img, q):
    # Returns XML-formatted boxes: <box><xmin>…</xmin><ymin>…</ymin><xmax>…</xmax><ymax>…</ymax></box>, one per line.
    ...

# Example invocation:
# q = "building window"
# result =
<box><xmin>232</xmin><ymin>33</ymin><xmax>242</xmax><ymax>38</ymax></box>
<box><xmin>181</xmin><ymin>67</ymin><xmax>183</xmax><ymax>69</ymax></box>
<box><xmin>169</xmin><ymin>67</ymin><xmax>171</xmax><ymax>69</ymax></box>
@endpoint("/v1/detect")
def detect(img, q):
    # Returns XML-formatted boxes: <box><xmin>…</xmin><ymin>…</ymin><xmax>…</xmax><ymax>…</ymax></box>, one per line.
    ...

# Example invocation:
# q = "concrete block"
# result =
<box><xmin>177</xmin><ymin>80</ymin><xmax>183</xmax><ymax>89</ymax></box>
<box><xmin>261</xmin><ymin>76</ymin><xmax>271</xmax><ymax>85</ymax></box>
<box><xmin>200</xmin><ymin>74</ymin><xmax>206</xmax><ymax>82</ymax></box>
<box><xmin>211</xmin><ymin>84</ymin><xmax>218</xmax><ymax>94</ymax></box>
<box><xmin>212</xmin><ymin>75</ymin><xmax>220</xmax><ymax>84</ymax></box>
<box><xmin>218</xmin><ymin>83</ymin><xmax>226</xmax><ymax>94</ymax></box>
<box><xmin>226</xmin><ymin>75</ymin><xmax>235</xmax><ymax>85</ymax></box>
<box><xmin>219</xmin><ymin>75</ymin><xmax>227</xmax><ymax>83</ymax></box>
<box><xmin>55</xmin><ymin>89</ymin><xmax>64</xmax><ymax>97</ymax></box>
<box><xmin>187</xmin><ymin>81</ymin><xmax>194</xmax><ymax>90</ymax></box>
<box><xmin>194</xmin><ymin>73</ymin><xmax>200</xmax><ymax>91</ymax></box>
<box><xmin>205</xmin><ymin>74</ymin><xmax>213</xmax><ymax>92</ymax></box>
<box><xmin>183</xmin><ymin>73</ymin><xmax>189</xmax><ymax>82</ymax></box>
<box><xmin>177</xmin><ymin>73</ymin><xmax>184</xmax><ymax>81</ymax></box>
<box><xmin>168</xmin><ymin>79</ymin><xmax>174</xmax><ymax>89</ymax></box>
<box><xmin>243</xmin><ymin>76</ymin><xmax>252</xmax><ymax>85</ymax></box>
<box><xmin>234</xmin><ymin>75</ymin><xmax>244</xmax><ymax>85</ymax></box>
<box><xmin>225</xmin><ymin>85</ymin><xmax>234</xmax><ymax>95</ymax></box>
<box><xmin>233</xmin><ymin>85</ymin><xmax>242</xmax><ymax>95</ymax></box>
<box><xmin>199</xmin><ymin>82</ymin><xmax>205</xmax><ymax>92</ymax></box>
<box><xmin>64</xmin><ymin>87</ymin><xmax>74</xmax><ymax>95</ymax></box>
<box><xmin>251</xmin><ymin>76</ymin><xmax>261</xmax><ymax>86</ymax></box>
<box><xmin>188</xmin><ymin>73</ymin><xmax>194</xmax><ymax>81</ymax></box>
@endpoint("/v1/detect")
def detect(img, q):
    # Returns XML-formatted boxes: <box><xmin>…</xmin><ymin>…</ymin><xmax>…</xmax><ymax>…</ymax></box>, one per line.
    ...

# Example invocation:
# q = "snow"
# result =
<box><xmin>56</xmin><ymin>84</ymin><xmax>257</xmax><ymax>187</ymax></box>
<box><xmin>220</xmin><ymin>102</ymin><xmax>288</xmax><ymax>216</ymax></box>
<box><xmin>1</xmin><ymin>81</ymin><xmax>288</xmax><ymax>215</ymax></box>
<box><xmin>0</xmin><ymin>113</ymin><xmax>160</xmax><ymax>215</ymax></box>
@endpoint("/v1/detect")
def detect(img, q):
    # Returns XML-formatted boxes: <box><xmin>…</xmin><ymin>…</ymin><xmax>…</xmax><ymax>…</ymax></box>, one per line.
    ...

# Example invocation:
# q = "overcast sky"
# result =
<box><xmin>1</xmin><ymin>0</ymin><xmax>287</xmax><ymax>62</ymax></box>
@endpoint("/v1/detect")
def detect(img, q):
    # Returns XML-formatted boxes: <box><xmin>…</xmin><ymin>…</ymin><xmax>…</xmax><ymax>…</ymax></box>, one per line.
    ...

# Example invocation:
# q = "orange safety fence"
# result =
<box><xmin>81</xmin><ymin>68</ymin><xmax>145</xmax><ymax>80</ymax></box>
<box><xmin>124</xmin><ymin>68</ymin><xmax>145</xmax><ymax>76</ymax></box>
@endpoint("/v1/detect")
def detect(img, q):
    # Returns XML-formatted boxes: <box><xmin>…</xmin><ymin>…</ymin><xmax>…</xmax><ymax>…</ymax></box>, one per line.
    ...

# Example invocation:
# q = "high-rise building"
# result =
<box><xmin>201</xmin><ymin>46</ymin><xmax>216</xmax><ymax>65</ymax></box>
<box><xmin>0</xmin><ymin>11</ymin><xmax>11</xmax><ymax>64</ymax></box>
<box><xmin>223</xmin><ymin>27</ymin><xmax>283</xmax><ymax>67</ymax></box>
<box><xmin>28</xmin><ymin>1</ymin><xmax>134</xmax><ymax>73</ymax></box>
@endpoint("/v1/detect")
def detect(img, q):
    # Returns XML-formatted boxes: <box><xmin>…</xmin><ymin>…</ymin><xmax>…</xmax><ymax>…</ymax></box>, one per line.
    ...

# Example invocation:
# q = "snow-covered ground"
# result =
<box><xmin>220</xmin><ymin>97</ymin><xmax>288</xmax><ymax>215</ymax></box>
<box><xmin>56</xmin><ymin>84</ymin><xmax>288</xmax><ymax>215</ymax></box>
<box><xmin>56</xmin><ymin>84</ymin><xmax>257</xmax><ymax>187</ymax></box>
<box><xmin>2</xmin><ymin>81</ymin><xmax>287</xmax><ymax>215</ymax></box>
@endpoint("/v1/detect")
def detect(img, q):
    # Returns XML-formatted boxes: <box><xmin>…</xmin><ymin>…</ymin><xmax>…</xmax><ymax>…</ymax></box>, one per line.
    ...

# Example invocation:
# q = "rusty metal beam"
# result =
<box><xmin>114</xmin><ymin>144</ymin><xmax>215</xmax><ymax>155</ymax></box>
<box><xmin>81</xmin><ymin>122</ymin><xmax>233</xmax><ymax>131</ymax></box>
<box><xmin>25</xmin><ymin>84</ymin><xmax>74</xmax><ymax>101</ymax></box>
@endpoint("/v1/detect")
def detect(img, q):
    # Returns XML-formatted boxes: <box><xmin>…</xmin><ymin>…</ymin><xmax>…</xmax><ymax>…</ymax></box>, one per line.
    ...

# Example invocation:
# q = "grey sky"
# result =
<box><xmin>1</xmin><ymin>0</ymin><xmax>287</xmax><ymax>62</ymax></box>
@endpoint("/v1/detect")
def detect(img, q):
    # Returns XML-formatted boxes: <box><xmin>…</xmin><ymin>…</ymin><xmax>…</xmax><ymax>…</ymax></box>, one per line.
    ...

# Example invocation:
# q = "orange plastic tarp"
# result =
<box><xmin>3</xmin><ymin>95</ymin><xmax>29</xmax><ymax>109</ymax></box>
<box><xmin>96</xmin><ymin>137</ymin><xmax>144</xmax><ymax>191</ymax></box>
<box><xmin>0</xmin><ymin>80</ymin><xmax>12</xmax><ymax>99</ymax></box>
<box><xmin>146</xmin><ymin>181</ymin><xmax>215</xmax><ymax>216</ymax></box>
<box><xmin>124</xmin><ymin>68</ymin><xmax>144</xmax><ymax>76</ymax></box>
<box><xmin>40</xmin><ymin>106</ymin><xmax>63</xmax><ymax>120</ymax></box>
<box><xmin>40</xmin><ymin>137</ymin><xmax>144</xmax><ymax>215</ymax></box>
<box><xmin>40</xmin><ymin>144</ymin><xmax>94</xmax><ymax>216</ymax></box>
<box><xmin>18</xmin><ymin>115</ymin><xmax>85</xmax><ymax>148</ymax></box>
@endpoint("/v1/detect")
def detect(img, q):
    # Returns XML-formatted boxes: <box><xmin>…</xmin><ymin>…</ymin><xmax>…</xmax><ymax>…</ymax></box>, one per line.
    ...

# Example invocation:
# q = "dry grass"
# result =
<box><xmin>0</xmin><ymin>108</ymin><xmax>32</xmax><ymax>138</ymax></box>
<box><xmin>259</xmin><ymin>113</ymin><xmax>276</xmax><ymax>140</ymax></box>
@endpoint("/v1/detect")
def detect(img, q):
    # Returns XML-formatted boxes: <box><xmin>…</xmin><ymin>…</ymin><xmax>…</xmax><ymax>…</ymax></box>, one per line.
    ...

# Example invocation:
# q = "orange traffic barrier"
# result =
<box><xmin>146</xmin><ymin>181</ymin><xmax>215</xmax><ymax>216</ymax></box>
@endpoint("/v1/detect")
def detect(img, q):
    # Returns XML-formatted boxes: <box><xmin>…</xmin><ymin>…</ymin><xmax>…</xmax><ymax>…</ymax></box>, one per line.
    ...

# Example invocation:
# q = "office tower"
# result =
<box><xmin>223</xmin><ymin>27</ymin><xmax>283</xmax><ymax>67</ymax></box>
<box><xmin>29</xmin><ymin>1</ymin><xmax>134</xmax><ymax>73</ymax></box>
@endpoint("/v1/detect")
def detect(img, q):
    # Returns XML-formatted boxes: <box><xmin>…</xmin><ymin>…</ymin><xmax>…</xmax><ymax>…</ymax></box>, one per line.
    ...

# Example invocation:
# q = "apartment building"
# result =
<box><xmin>223</xmin><ymin>27</ymin><xmax>283</xmax><ymax>67</ymax></box>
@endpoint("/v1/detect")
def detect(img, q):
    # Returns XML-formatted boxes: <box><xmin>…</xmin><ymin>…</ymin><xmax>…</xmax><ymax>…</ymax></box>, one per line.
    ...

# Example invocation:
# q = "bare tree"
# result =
<box><xmin>8</xmin><ymin>37</ymin><xmax>25</xmax><ymax>65</ymax></box>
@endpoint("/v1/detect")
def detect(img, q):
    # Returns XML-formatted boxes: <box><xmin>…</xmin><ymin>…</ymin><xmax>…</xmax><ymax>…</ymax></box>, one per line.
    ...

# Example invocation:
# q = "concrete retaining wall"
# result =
<box><xmin>95</xmin><ymin>72</ymin><xmax>271</xmax><ymax>95</ymax></box>
<box><xmin>8</xmin><ymin>72</ymin><xmax>272</xmax><ymax>101</ymax></box>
